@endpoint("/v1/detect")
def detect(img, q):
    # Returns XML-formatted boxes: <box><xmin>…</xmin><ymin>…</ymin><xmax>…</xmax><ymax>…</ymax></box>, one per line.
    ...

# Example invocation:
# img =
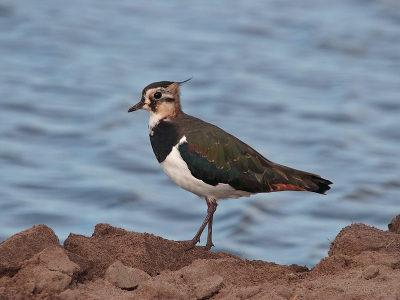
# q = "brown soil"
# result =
<box><xmin>1</xmin><ymin>215</ymin><xmax>400</xmax><ymax>299</ymax></box>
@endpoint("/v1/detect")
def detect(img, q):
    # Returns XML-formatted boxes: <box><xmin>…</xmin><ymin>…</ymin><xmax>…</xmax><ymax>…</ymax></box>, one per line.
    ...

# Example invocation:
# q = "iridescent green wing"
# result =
<box><xmin>178</xmin><ymin>126</ymin><xmax>286</xmax><ymax>193</ymax></box>
<box><xmin>177</xmin><ymin>115</ymin><xmax>331</xmax><ymax>194</ymax></box>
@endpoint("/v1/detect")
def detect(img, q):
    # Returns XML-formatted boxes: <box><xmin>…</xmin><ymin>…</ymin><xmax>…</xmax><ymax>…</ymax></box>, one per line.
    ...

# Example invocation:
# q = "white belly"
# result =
<box><xmin>160</xmin><ymin>136</ymin><xmax>252</xmax><ymax>200</ymax></box>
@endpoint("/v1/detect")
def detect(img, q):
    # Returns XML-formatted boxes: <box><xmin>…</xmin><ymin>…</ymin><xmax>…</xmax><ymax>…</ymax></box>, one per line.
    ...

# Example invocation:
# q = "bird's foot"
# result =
<box><xmin>176</xmin><ymin>238</ymin><xmax>200</xmax><ymax>250</ymax></box>
<box><xmin>176</xmin><ymin>238</ymin><xmax>213</xmax><ymax>251</ymax></box>
<box><xmin>177</xmin><ymin>199</ymin><xmax>217</xmax><ymax>251</ymax></box>
<box><xmin>205</xmin><ymin>241</ymin><xmax>214</xmax><ymax>250</ymax></box>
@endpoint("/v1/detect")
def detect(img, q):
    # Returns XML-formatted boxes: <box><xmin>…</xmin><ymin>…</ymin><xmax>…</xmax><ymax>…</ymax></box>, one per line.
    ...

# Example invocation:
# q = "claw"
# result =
<box><xmin>205</xmin><ymin>241</ymin><xmax>214</xmax><ymax>250</ymax></box>
<box><xmin>180</xmin><ymin>199</ymin><xmax>217</xmax><ymax>251</ymax></box>
<box><xmin>177</xmin><ymin>239</ymin><xmax>200</xmax><ymax>250</ymax></box>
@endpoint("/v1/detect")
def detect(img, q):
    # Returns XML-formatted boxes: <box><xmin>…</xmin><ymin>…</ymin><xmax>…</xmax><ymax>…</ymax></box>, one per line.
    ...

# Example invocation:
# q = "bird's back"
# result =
<box><xmin>153</xmin><ymin>113</ymin><xmax>331</xmax><ymax>196</ymax></box>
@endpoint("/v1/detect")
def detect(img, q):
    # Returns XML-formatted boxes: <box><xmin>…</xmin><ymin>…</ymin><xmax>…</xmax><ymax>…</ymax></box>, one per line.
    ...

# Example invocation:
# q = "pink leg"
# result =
<box><xmin>205</xmin><ymin>201</ymin><xmax>216</xmax><ymax>250</ymax></box>
<box><xmin>185</xmin><ymin>199</ymin><xmax>218</xmax><ymax>250</ymax></box>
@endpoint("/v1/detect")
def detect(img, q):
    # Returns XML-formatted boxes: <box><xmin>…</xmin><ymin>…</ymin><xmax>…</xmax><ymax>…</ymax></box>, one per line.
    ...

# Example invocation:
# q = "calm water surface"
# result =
<box><xmin>1</xmin><ymin>0</ymin><xmax>400</xmax><ymax>267</ymax></box>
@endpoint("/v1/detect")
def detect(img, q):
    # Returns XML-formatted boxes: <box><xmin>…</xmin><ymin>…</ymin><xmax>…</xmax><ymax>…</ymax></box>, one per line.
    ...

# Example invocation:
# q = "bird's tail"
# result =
<box><xmin>269</xmin><ymin>163</ymin><xmax>332</xmax><ymax>195</ymax></box>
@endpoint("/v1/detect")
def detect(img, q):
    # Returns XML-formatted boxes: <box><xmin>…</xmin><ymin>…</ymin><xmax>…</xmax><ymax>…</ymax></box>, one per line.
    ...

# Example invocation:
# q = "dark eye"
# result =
<box><xmin>154</xmin><ymin>92</ymin><xmax>162</xmax><ymax>99</ymax></box>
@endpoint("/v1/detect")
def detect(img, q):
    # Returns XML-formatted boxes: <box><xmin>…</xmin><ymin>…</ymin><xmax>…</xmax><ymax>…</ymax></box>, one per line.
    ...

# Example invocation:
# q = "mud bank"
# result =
<box><xmin>1</xmin><ymin>215</ymin><xmax>400</xmax><ymax>299</ymax></box>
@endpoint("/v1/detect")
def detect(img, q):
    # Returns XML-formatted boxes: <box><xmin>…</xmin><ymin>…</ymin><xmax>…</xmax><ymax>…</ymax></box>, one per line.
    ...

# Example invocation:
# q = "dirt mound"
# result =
<box><xmin>1</xmin><ymin>216</ymin><xmax>400</xmax><ymax>299</ymax></box>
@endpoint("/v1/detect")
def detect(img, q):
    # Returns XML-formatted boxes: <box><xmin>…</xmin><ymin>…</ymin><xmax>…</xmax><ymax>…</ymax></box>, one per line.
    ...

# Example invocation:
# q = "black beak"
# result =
<box><xmin>128</xmin><ymin>101</ymin><xmax>144</xmax><ymax>113</ymax></box>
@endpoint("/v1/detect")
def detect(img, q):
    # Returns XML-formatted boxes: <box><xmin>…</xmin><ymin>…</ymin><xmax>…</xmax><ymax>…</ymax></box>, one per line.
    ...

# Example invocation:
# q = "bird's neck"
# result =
<box><xmin>148</xmin><ymin>109</ymin><xmax>182</xmax><ymax>135</ymax></box>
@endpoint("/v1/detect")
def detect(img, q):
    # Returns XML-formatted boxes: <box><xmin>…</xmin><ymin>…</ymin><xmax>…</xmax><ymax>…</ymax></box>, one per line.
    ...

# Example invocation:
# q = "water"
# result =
<box><xmin>1</xmin><ymin>0</ymin><xmax>399</xmax><ymax>267</ymax></box>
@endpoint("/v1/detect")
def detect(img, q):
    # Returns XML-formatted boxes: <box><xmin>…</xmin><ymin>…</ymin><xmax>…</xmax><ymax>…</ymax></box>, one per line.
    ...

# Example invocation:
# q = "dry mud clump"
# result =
<box><xmin>1</xmin><ymin>215</ymin><xmax>400</xmax><ymax>299</ymax></box>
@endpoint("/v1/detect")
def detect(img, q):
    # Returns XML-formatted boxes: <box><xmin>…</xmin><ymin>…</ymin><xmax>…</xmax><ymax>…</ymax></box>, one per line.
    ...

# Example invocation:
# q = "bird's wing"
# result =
<box><xmin>178</xmin><ymin>126</ymin><xmax>331</xmax><ymax>194</ymax></box>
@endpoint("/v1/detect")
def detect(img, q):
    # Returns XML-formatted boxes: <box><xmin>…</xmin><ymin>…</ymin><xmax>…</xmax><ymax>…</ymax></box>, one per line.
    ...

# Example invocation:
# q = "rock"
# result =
<box><xmin>193</xmin><ymin>275</ymin><xmax>224</xmax><ymax>300</ymax></box>
<box><xmin>0</xmin><ymin>224</ymin><xmax>59</xmax><ymax>277</ymax></box>
<box><xmin>388</xmin><ymin>215</ymin><xmax>400</xmax><ymax>233</ymax></box>
<box><xmin>37</xmin><ymin>246</ymin><xmax>80</xmax><ymax>277</ymax></box>
<box><xmin>64</xmin><ymin>223</ymin><xmax>235</xmax><ymax>280</ymax></box>
<box><xmin>179</xmin><ymin>259</ymin><xmax>216</xmax><ymax>283</ymax></box>
<box><xmin>328</xmin><ymin>223</ymin><xmax>396</xmax><ymax>257</ymax></box>
<box><xmin>362</xmin><ymin>265</ymin><xmax>379</xmax><ymax>280</ymax></box>
<box><xmin>390</xmin><ymin>261</ymin><xmax>400</xmax><ymax>269</ymax></box>
<box><xmin>329</xmin><ymin>232</ymin><xmax>371</xmax><ymax>256</ymax></box>
<box><xmin>138</xmin><ymin>279</ymin><xmax>186</xmax><ymax>300</ymax></box>
<box><xmin>313</xmin><ymin>255</ymin><xmax>353</xmax><ymax>275</ymax></box>
<box><xmin>23</xmin><ymin>280</ymin><xmax>35</xmax><ymax>293</ymax></box>
<box><xmin>13</xmin><ymin>246</ymin><xmax>80</xmax><ymax>294</ymax></box>
<box><xmin>2</xmin><ymin>217</ymin><xmax>400</xmax><ymax>300</ymax></box>
<box><xmin>105</xmin><ymin>260</ymin><xmax>151</xmax><ymax>290</ymax></box>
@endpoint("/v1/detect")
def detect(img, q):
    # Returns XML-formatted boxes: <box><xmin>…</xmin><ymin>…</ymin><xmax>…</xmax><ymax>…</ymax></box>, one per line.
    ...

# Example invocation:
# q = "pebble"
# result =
<box><xmin>105</xmin><ymin>260</ymin><xmax>151</xmax><ymax>290</ymax></box>
<box><xmin>362</xmin><ymin>265</ymin><xmax>379</xmax><ymax>280</ymax></box>
<box><xmin>193</xmin><ymin>275</ymin><xmax>224</xmax><ymax>300</ymax></box>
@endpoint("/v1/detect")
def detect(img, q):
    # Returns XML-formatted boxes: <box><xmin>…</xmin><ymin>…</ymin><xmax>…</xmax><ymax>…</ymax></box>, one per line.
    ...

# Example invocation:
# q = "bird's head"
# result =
<box><xmin>128</xmin><ymin>78</ymin><xmax>191</xmax><ymax>120</ymax></box>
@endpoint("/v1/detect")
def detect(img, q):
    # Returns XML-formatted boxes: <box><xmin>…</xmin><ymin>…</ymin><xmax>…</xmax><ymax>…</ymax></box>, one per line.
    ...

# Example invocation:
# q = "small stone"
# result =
<box><xmin>193</xmin><ymin>275</ymin><xmax>224</xmax><ymax>300</ymax></box>
<box><xmin>105</xmin><ymin>260</ymin><xmax>151</xmax><ymax>290</ymax></box>
<box><xmin>362</xmin><ymin>265</ymin><xmax>379</xmax><ymax>280</ymax></box>
<box><xmin>23</xmin><ymin>280</ymin><xmax>36</xmax><ymax>293</ymax></box>
<box><xmin>390</xmin><ymin>261</ymin><xmax>400</xmax><ymax>269</ymax></box>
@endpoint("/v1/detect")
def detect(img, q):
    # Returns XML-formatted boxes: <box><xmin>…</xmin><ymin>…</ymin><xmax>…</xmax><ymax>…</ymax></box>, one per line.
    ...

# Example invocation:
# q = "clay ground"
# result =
<box><xmin>1</xmin><ymin>215</ymin><xmax>400</xmax><ymax>299</ymax></box>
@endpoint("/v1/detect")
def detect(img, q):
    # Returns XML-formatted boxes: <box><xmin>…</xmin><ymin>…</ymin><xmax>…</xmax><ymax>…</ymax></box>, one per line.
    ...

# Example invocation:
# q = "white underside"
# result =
<box><xmin>160</xmin><ymin>136</ymin><xmax>253</xmax><ymax>201</ymax></box>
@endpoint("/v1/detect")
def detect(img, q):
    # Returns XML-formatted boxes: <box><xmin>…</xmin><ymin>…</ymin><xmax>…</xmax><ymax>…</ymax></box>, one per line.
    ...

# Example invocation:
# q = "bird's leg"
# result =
<box><xmin>205</xmin><ymin>200</ymin><xmax>217</xmax><ymax>250</ymax></box>
<box><xmin>184</xmin><ymin>199</ymin><xmax>218</xmax><ymax>251</ymax></box>
<box><xmin>184</xmin><ymin>215</ymin><xmax>209</xmax><ymax>250</ymax></box>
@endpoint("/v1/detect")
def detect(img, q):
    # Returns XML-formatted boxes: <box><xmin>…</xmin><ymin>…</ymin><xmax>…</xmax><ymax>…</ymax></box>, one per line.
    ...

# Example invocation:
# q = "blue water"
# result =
<box><xmin>1</xmin><ymin>0</ymin><xmax>400</xmax><ymax>267</ymax></box>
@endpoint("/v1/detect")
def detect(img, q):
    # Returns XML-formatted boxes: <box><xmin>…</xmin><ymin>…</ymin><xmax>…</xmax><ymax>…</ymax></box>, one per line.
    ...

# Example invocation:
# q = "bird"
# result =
<box><xmin>128</xmin><ymin>79</ymin><xmax>332</xmax><ymax>250</ymax></box>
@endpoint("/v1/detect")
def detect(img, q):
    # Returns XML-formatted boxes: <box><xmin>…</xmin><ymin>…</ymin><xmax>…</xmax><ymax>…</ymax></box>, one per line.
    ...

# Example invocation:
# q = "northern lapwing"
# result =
<box><xmin>128</xmin><ymin>79</ymin><xmax>332</xmax><ymax>250</ymax></box>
